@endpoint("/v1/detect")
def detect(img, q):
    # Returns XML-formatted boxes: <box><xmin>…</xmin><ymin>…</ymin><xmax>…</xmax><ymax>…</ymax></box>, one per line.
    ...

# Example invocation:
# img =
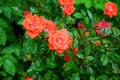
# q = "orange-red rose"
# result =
<box><xmin>58</xmin><ymin>0</ymin><xmax>75</xmax><ymax>6</ymax></box>
<box><xmin>43</xmin><ymin>19</ymin><xmax>57</xmax><ymax>36</ymax></box>
<box><xmin>48</xmin><ymin>29</ymin><xmax>73</xmax><ymax>54</ymax></box>
<box><xmin>25</xmin><ymin>77</ymin><xmax>34</xmax><ymax>80</ymax></box>
<box><xmin>58</xmin><ymin>0</ymin><xmax>75</xmax><ymax>16</ymax></box>
<box><xmin>104</xmin><ymin>2</ymin><xmax>118</xmax><ymax>18</ymax></box>
<box><xmin>22</xmin><ymin>15</ymin><xmax>44</xmax><ymax>38</ymax></box>
<box><xmin>63</xmin><ymin>6</ymin><xmax>75</xmax><ymax>16</ymax></box>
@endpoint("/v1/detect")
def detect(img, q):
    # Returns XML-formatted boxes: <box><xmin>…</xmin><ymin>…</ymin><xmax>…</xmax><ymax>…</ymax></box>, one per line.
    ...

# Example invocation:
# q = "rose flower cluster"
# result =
<box><xmin>22</xmin><ymin>1</ymin><xmax>118</xmax><ymax>62</ymax></box>
<box><xmin>22</xmin><ymin>12</ymin><xmax>73</xmax><ymax>54</ymax></box>
<box><xmin>58</xmin><ymin>0</ymin><xmax>75</xmax><ymax>16</ymax></box>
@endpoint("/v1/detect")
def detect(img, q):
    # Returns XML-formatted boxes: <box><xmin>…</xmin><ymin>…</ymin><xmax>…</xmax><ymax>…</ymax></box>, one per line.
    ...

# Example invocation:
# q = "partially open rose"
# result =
<box><xmin>63</xmin><ymin>6</ymin><xmax>75</xmax><ymax>16</ymax></box>
<box><xmin>104</xmin><ymin>2</ymin><xmax>118</xmax><ymax>18</ymax></box>
<box><xmin>48</xmin><ymin>29</ymin><xmax>73</xmax><ymax>54</ymax></box>
<box><xmin>95</xmin><ymin>21</ymin><xmax>111</xmax><ymax>35</ymax></box>
<box><xmin>43</xmin><ymin>19</ymin><xmax>57</xmax><ymax>36</ymax></box>
<box><xmin>58</xmin><ymin>0</ymin><xmax>75</xmax><ymax>6</ymax></box>
<box><xmin>22</xmin><ymin>15</ymin><xmax>44</xmax><ymax>38</ymax></box>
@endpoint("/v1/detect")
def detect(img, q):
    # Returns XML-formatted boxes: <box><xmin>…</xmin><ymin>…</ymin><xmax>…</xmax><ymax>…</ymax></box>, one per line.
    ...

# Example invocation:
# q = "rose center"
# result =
<box><xmin>56</xmin><ymin>38</ymin><xmax>63</xmax><ymax>44</ymax></box>
<box><xmin>109</xmin><ymin>5</ymin><xmax>113</xmax><ymax>12</ymax></box>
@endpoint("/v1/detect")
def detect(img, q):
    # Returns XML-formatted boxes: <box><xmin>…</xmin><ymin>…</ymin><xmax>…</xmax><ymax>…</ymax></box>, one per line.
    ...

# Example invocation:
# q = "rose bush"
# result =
<box><xmin>0</xmin><ymin>0</ymin><xmax>120</xmax><ymax>80</ymax></box>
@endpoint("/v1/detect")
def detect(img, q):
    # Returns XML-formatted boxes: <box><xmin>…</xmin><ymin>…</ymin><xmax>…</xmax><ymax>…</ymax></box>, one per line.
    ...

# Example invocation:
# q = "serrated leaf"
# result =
<box><xmin>3</xmin><ymin>59</ymin><xmax>16</xmax><ymax>75</ymax></box>
<box><xmin>0</xmin><ymin>18</ymin><xmax>8</xmax><ymax>28</ymax></box>
<box><xmin>3</xmin><ymin>54</ymin><xmax>17</xmax><ymax>63</ymax></box>
<box><xmin>112</xmin><ymin>27</ymin><xmax>120</xmax><ymax>36</ymax></box>
<box><xmin>73</xmin><ymin>12</ymin><xmax>83</xmax><ymax>19</ymax></box>
<box><xmin>101</xmin><ymin>54</ymin><xmax>108</xmax><ymax>66</ymax></box>
<box><xmin>105</xmin><ymin>28</ymin><xmax>112</xmax><ymax>34</ymax></box>
<box><xmin>64</xmin><ymin>60</ymin><xmax>74</xmax><ymax>71</ymax></box>
<box><xmin>0</xmin><ymin>27</ymin><xmax>7</xmax><ymax>45</ymax></box>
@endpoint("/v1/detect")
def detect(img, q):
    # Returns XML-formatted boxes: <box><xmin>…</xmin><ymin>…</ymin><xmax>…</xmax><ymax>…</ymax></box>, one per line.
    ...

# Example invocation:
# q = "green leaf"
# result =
<box><xmin>75</xmin><ymin>0</ymin><xmax>85</xmax><ymax>5</ymax></box>
<box><xmin>0</xmin><ymin>71</ymin><xmax>7</xmax><ymax>77</ymax></box>
<box><xmin>96</xmin><ymin>75</ymin><xmax>108</xmax><ymax>80</ymax></box>
<box><xmin>73</xmin><ymin>12</ymin><xmax>84</xmax><ymax>19</ymax></box>
<box><xmin>3</xmin><ymin>59</ymin><xmax>16</xmax><ymax>75</ymax></box>
<box><xmin>0</xmin><ymin>57</ymin><xmax>4</xmax><ymax>67</ymax></box>
<box><xmin>23</xmin><ymin>38</ymin><xmax>38</xmax><ymax>54</ymax></box>
<box><xmin>11</xmin><ymin>6</ymin><xmax>22</xmax><ymax>17</ymax></box>
<box><xmin>71</xmin><ymin>73</ymin><xmax>80</xmax><ymax>80</ymax></box>
<box><xmin>0</xmin><ymin>18</ymin><xmax>8</xmax><ymax>28</ymax></box>
<box><xmin>76</xmin><ymin>53</ymin><xmax>84</xmax><ymax>59</ymax></box>
<box><xmin>90</xmin><ymin>75</ymin><xmax>95</xmax><ymax>80</ymax></box>
<box><xmin>30</xmin><ymin>7</ymin><xmax>39</xmax><ymax>14</ymax></box>
<box><xmin>102</xmin><ymin>28</ymin><xmax>112</xmax><ymax>34</ymax></box>
<box><xmin>112</xmin><ymin>63</ymin><xmax>119</xmax><ymax>73</ymax></box>
<box><xmin>85</xmin><ymin>1</ymin><xmax>92</xmax><ymax>9</ymax></box>
<box><xmin>0</xmin><ymin>7</ymin><xmax>3</xmax><ymax>14</ymax></box>
<box><xmin>112</xmin><ymin>27</ymin><xmax>120</xmax><ymax>36</ymax></box>
<box><xmin>101</xmin><ymin>54</ymin><xmax>108</xmax><ymax>66</ymax></box>
<box><xmin>87</xmin><ymin>9</ymin><xmax>93</xmax><ymax>21</ymax></box>
<box><xmin>0</xmin><ymin>27</ymin><xmax>7</xmax><ymax>46</ymax></box>
<box><xmin>43</xmin><ymin>71</ymin><xmax>52</xmax><ymax>80</ymax></box>
<box><xmin>87</xmin><ymin>56</ymin><xmax>94</xmax><ymax>61</ymax></box>
<box><xmin>3</xmin><ymin>54</ymin><xmax>17</xmax><ymax>63</ymax></box>
<box><xmin>73</xmin><ymin>39</ymin><xmax>79</xmax><ymax>48</ymax></box>
<box><xmin>64</xmin><ymin>60</ymin><xmax>74</xmax><ymax>71</ymax></box>
<box><xmin>4</xmin><ymin>6</ymin><xmax>12</xmax><ymax>19</ymax></box>
<box><xmin>68</xmin><ymin>49</ymin><xmax>74</xmax><ymax>58</ymax></box>
<box><xmin>84</xmin><ymin>43</ymin><xmax>91</xmax><ymax>55</ymax></box>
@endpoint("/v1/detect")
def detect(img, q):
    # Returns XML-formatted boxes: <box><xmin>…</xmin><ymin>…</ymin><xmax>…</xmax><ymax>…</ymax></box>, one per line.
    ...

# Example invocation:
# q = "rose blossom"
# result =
<box><xmin>43</xmin><ymin>19</ymin><xmax>57</xmax><ymax>36</ymax></box>
<box><xmin>22</xmin><ymin>15</ymin><xmax>44</xmax><ymax>38</ymax></box>
<box><xmin>63</xmin><ymin>6</ymin><xmax>75</xmax><ymax>16</ymax></box>
<box><xmin>95</xmin><ymin>21</ymin><xmax>111</xmax><ymax>35</ymax></box>
<box><xmin>48</xmin><ymin>29</ymin><xmax>73</xmax><ymax>54</ymax></box>
<box><xmin>104</xmin><ymin>2</ymin><xmax>118</xmax><ymax>18</ymax></box>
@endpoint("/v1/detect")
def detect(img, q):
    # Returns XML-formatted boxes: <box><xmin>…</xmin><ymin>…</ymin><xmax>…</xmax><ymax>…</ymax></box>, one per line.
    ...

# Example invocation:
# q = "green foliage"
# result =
<box><xmin>0</xmin><ymin>0</ymin><xmax>120</xmax><ymax>80</ymax></box>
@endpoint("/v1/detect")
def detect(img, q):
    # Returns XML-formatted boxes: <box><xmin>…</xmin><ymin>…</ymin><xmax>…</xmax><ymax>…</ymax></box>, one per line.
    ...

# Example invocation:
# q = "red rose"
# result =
<box><xmin>48</xmin><ymin>29</ymin><xmax>73</xmax><ymax>54</ymax></box>
<box><xmin>95</xmin><ymin>21</ymin><xmax>111</xmax><ymax>35</ymax></box>
<box><xmin>104</xmin><ymin>2</ymin><xmax>118</xmax><ymax>18</ymax></box>
<box><xmin>22</xmin><ymin>15</ymin><xmax>44</xmax><ymax>38</ymax></box>
<box><xmin>63</xmin><ymin>6</ymin><xmax>75</xmax><ymax>16</ymax></box>
<box><xmin>43</xmin><ymin>19</ymin><xmax>57</xmax><ymax>36</ymax></box>
<box><xmin>25</xmin><ymin>77</ymin><xmax>34</xmax><ymax>80</ymax></box>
